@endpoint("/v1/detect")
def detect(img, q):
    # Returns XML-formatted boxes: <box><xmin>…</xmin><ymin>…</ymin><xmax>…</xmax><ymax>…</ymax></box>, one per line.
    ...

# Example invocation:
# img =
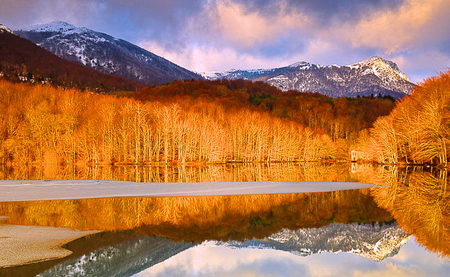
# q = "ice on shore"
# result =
<box><xmin>0</xmin><ymin>180</ymin><xmax>373</xmax><ymax>202</ymax></box>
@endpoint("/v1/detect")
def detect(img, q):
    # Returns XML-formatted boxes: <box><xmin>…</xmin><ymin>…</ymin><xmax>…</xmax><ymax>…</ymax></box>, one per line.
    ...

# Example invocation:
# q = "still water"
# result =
<box><xmin>0</xmin><ymin>163</ymin><xmax>449</xmax><ymax>276</ymax></box>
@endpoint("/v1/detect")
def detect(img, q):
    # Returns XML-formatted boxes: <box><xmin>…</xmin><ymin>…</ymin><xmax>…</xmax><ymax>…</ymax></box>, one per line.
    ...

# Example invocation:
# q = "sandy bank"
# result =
<box><xmin>0</xmin><ymin>225</ymin><xmax>98</xmax><ymax>268</ymax></box>
<box><xmin>0</xmin><ymin>180</ymin><xmax>373</xmax><ymax>202</ymax></box>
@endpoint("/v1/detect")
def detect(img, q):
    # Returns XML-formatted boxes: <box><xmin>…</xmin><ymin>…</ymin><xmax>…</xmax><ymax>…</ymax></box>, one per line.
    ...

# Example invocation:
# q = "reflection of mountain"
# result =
<box><xmin>212</xmin><ymin>222</ymin><xmax>410</xmax><ymax>262</ymax></box>
<box><xmin>38</xmin><ymin>236</ymin><xmax>194</xmax><ymax>277</ymax></box>
<box><xmin>35</xmin><ymin>223</ymin><xmax>409</xmax><ymax>276</ymax></box>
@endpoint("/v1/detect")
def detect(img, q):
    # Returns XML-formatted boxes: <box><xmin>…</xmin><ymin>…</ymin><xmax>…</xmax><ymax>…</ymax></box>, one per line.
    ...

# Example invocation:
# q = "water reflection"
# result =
<box><xmin>1</xmin><ymin>164</ymin><xmax>450</xmax><ymax>276</ymax></box>
<box><xmin>0</xmin><ymin>188</ymin><xmax>391</xmax><ymax>275</ymax></box>
<box><xmin>356</xmin><ymin>165</ymin><xmax>450</xmax><ymax>258</ymax></box>
<box><xmin>38</xmin><ymin>235</ymin><xmax>194</xmax><ymax>277</ymax></box>
<box><xmin>0</xmin><ymin>163</ymin><xmax>356</xmax><ymax>183</ymax></box>
<box><xmin>138</xmin><ymin>238</ymin><xmax>450</xmax><ymax>277</ymax></box>
<box><xmin>36</xmin><ymin>222</ymin><xmax>410</xmax><ymax>277</ymax></box>
<box><xmin>0</xmin><ymin>189</ymin><xmax>390</xmax><ymax>239</ymax></box>
<box><xmin>211</xmin><ymin>222</ymin><xmax>409</xmax><ymax>261</ymax></box>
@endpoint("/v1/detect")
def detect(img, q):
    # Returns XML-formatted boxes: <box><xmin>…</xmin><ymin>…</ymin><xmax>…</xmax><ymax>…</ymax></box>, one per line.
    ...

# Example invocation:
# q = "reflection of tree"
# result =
<box><xmin>0</xmin><ymin>190</ymin><xmax>392</xmax><ymax>242</ymax></box>
<box><xmin>361</xmin><ymin>166</ymin><xmax>450</xmax><ymax>257</ymax></box>
<box><xmin>0</xmin><ymin>163</ymin><xmax>358</xmax><ymax>183</ymax></box>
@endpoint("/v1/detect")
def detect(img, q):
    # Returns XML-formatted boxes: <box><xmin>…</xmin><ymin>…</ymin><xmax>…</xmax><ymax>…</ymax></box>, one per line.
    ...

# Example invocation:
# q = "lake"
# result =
<box><xmin>0</xmin><ymin>163</ymin><xmax>449</xmax><ymax>276</ymax></box>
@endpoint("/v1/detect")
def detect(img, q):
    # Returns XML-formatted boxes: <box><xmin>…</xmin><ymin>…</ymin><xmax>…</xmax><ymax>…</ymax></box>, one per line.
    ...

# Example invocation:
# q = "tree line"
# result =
<box><xmin>1</xmin><ymin>69</ymin><xmax>448</xmax><ymax>165</ymax></box>
<box><xmin>356</xmin><ymin>70</ymin><xmax>450</xmax><ymax>165</ymax></box>
<box><xmin>0</xmin><ymin>80</ymin><xmax>334</xmax><ymax>164</ymax></box>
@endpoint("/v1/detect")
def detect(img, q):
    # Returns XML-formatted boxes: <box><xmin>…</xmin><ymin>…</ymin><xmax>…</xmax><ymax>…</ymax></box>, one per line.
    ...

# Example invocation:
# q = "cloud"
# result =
<box><xmin>210</xmin><ymin>0</ymin><xmax>311</xmax><ymax>49</ymax></box>
<box><xmin>233</xmin><ymin>0</ymin><xmax>403</xmax><ymax>24</ymax></box>
<box><xmin>0</xmin><ymin>0</ymin><xmax>101</xmax><ymax>29</ymax></box>
<box><xmin>1</xmin><ymin>0</ymin><xmax>449</xmax><ymax>82</ymax></box>
<box><xmin>139</xmin><ymin>41</ymin><xmax>293</xmax><ymax>72</ymax></box>
<box><xmin>342</xmin><ymin>0</ymin><xmax>450</xmax><ymax>54</ymax></box>
<box><xmin>391</xmin><ymin>50</ymin><xmax>450</xmax><ymax>83</ymax></box>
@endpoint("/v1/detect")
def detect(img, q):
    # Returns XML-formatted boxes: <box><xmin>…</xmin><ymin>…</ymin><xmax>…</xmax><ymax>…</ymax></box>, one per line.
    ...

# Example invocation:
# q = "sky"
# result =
<box><xmin>1</xmin><ymin>0</ymin><xmax>449</xmax><ymax>83</ymax></box>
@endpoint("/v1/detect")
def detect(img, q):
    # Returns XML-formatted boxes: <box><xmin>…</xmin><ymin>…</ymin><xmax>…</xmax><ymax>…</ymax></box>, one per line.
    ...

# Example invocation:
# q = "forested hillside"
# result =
<box><xmin>134</xmin><ymin>79</ymin><xmax>396</xmax><ymax>141</ymax></box>
<box><xmin>0</xmin><ymin>30</ymin><xmax>140</xmax><ymax>92</ymax></box>
<box><xmin>0</xmin><ymin>79</ymin><xmax>395</xmax><ymax>165</ymax></box>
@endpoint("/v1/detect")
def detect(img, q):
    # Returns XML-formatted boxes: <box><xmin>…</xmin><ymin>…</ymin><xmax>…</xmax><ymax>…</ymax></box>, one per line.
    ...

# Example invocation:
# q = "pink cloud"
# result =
<box><xmin>344</xmin><ymin>0</ymin><xmax>450</xmax><ymax>54</ymax></box>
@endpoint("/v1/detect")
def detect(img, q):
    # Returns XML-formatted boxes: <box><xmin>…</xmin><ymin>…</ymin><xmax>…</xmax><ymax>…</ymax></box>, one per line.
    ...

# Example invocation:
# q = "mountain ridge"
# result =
<box><xmin>15</xmin><ymin>21</ymin><xmax>202</xmax><ymax>86</ymax></box>
<box><xmin>202</xmin><ymin>56</ymin><xmax>415</xmax><ymax>98</ymax></box>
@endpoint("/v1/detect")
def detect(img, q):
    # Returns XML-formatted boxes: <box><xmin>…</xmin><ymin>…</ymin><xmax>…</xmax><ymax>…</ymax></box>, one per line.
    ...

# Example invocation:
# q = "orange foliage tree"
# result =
<box><xmin>358</xmin><ymin>70</ymin><xmax>450</xmax><ymax>165</ymax></box>
<box><xmin>0</xmin><ymin>80</ymin><xmax>336</xmax><ymax>164</ymax></box>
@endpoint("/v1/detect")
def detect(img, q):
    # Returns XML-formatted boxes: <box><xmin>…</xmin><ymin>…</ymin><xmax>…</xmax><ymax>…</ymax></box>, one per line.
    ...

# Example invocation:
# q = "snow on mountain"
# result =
<box><xmin>0</xmin><ymin>24</ymin><xmax>13</xmax><ymax>34</ymax></box>
<box><xmin>288</xmin><ymin>61</ymin><xmax>314</xmax><ymax>70</ymax></box>
<box><xmin>15</xmin><ymin>21</ymin><xmax>201</xmax><ymax>85</ymax></box>
<box><xmin>0</xmin><ymin>24</ymin><xmax>138</xmax><ymax>91</ymax></box>
<box><xmin>20</xmin><ymin>21</ymin><xmax>84</xmax><ymax>33</ymax></box>
<box><xmin>352</xmin><ymin>56</ymin><xmax>410</xmax><ymax>82</ymax></box>
<box><xmin>210</xmin><ymin>222</ymin><xmax>411</xmax><ymax>262</ymax></box>
<box><xmin>203</xmin><ymin>57</ymin><xmax>415</xmax><ymax>98</ymax></box>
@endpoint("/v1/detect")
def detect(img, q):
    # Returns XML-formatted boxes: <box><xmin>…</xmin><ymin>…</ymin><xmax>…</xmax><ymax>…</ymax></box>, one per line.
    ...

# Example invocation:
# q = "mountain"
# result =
<box><xmin>0</xmin><ymin>24</ymin><xmax>139</xmax><ymax>91</ymax></box>
<box><xmin>15</xmin><ymin>21</ymin><xmax>202</xmax><ymax>85</ymax></box>
<box><xmin>211</xmin><ymin>222</ymin><xmax>411</xmax><ymax>262</ymax></box>
<box><xmin>203</xmin><ymin>57</ymin><xmax>415</xmax><ymax>98</ymax></box>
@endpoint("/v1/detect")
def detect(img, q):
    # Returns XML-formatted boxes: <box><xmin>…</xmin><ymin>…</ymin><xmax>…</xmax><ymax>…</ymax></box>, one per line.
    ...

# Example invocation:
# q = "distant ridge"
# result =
<box><xmin>202</xmin><ymin>56</ymin><xmax>415</xmax><ymax>98</ymax></box>
<box><xmin>15</xmin><ymin>21</ymin><xmax>202</xmax><ymax>86</ymax></box>
<box><xmin>0</xmin><ymin>27</ymin><xmax>139</xmax><ymax>91</ymax></box>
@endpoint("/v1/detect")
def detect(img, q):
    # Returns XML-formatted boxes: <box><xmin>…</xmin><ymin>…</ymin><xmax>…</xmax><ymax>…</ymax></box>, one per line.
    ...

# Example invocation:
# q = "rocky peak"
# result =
<box><xmin>288</xmin><ymin>61</ymin><xmax>312</xmax><ymax>69</ymax></box>
<box><xmin>352</xmin><ymin>56</ymin><xmax>410</xmax><ymax>82</ymax></box>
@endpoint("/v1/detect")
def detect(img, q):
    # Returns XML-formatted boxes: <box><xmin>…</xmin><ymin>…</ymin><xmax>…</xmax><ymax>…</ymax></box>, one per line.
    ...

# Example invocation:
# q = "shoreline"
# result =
<box><xmin>0</xmin><ymin>225</ymin><xmax>99</xmax><ymax>268</ymax></box>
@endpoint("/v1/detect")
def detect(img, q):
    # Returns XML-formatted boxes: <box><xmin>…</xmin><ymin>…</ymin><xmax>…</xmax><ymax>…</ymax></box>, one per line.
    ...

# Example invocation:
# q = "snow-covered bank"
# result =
<box><xmin>0</xmin><ymin>180</ymin><xmax>373</xmax><ymax>202</ymax></box>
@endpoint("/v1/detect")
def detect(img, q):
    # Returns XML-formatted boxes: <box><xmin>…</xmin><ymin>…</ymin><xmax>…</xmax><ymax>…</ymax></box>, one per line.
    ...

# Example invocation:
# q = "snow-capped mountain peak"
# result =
<box><xmin>22</xmin><ymin>21</ymin><xmax>81</xmax><ymax>33</ymax></box>
<box><xmin>351</xmin><ymin>56</ymin><xmax>410</xmax><ymax>82</ymax></box>
<box><xmin>0</xmin><ymin>24</ymin><xmax>13</xmax><ymax>34</ymax></box>
<box><xmin>288</xmin><ymin>61</ymin><xmax>312</xmax><ymax>69</ymax></box>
